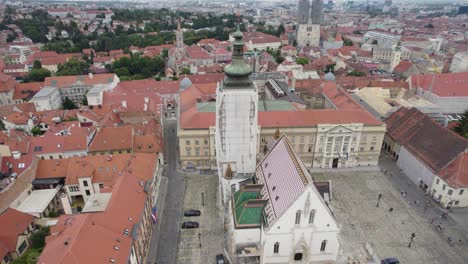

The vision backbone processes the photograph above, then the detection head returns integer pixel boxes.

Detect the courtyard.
[313,169,468,264]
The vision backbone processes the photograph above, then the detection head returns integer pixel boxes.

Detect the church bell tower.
[215,15,258,202]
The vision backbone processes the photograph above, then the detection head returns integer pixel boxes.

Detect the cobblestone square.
[313,170,468,264]
[177,174,224,264]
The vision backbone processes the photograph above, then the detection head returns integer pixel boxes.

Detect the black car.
[216,254,225,264]
[381,258,399,264]
[181,221,199,229]
[184,209,201,217]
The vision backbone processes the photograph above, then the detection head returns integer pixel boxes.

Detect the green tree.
[347,70,366,77]
[62,97,78,110]
[30,226,50,249]
[426,23,434,28]
[6,33,16,42]
[31,127,42,136]
[343,38,353,46]
[112,55,165,79]
[454,110,468,139]
[82,97,88,106]
[353,30,362,35]
[161,48,169,59]
[276,24,285,37]
[181,67,191,75]
[325,63,336,73]
[33,60,42,69]
[23,68,51,83]
[56,57,89,76]
[296,57,309,65]
[0,119,5,130]
[276,56,285,64]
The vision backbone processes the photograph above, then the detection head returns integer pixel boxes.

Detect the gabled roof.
[0,208,33,259]
[438,152,468,188]
[255,136,310,225]
[385,107,468,173]
[410,72,468,97]
[321,81,363,110]
[88,127,133,152]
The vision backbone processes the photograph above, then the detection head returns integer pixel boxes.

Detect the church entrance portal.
[332,158,339,168]
[294,253,303,261]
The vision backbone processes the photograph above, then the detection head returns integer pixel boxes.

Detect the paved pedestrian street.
[313,170,468,264]
[177,174,224,264]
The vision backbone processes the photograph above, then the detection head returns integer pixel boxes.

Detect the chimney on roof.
[144,97,149,104]
[88,72,93,79]
[121,100,127,108]
[291,78,296,92]
[64,240,69,246]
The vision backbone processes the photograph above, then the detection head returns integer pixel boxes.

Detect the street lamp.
[376,193,382,207]
[408,233,416,248]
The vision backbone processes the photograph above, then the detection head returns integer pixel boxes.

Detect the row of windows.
[295,210,315,225]
[185,138,209,146]
[185,147,210,157]
[437,178,464,195]
[273,240,327,254]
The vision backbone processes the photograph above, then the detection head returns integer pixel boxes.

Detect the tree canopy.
[14,10,54,43]
[62,97,78,110]
[296,57,309,65]
[23,68,51,83]
[56,57,89,76]
[454,110,468,139]
[347,70,366,77]
[112,55,165,80]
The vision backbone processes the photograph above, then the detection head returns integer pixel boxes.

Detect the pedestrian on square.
[430,216,436,224]
[389,207,393,213]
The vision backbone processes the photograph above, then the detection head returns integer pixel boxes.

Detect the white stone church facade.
[230,136,340,263]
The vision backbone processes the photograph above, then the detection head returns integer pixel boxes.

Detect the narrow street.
[147,119,187,264]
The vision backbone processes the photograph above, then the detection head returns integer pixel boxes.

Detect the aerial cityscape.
[0,0,467,264]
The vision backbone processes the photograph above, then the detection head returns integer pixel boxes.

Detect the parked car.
[181,221,199,229]
[216,254,225,264]
[381,257,399,264]
[184,209,201,217]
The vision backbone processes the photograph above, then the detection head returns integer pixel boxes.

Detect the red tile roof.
[14,82,43,101]
[321,81,363,110]
[410,72,468,97]
[243,31,281,44]
[438,152,468,188]
[385,107,468,173]
[4,112,30,125]
[393,61,414,73]
[39,154,157,264]
[258,109,382,127]
[0,73,16,93]
[0,208,33,259]
[88,127,133,152]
